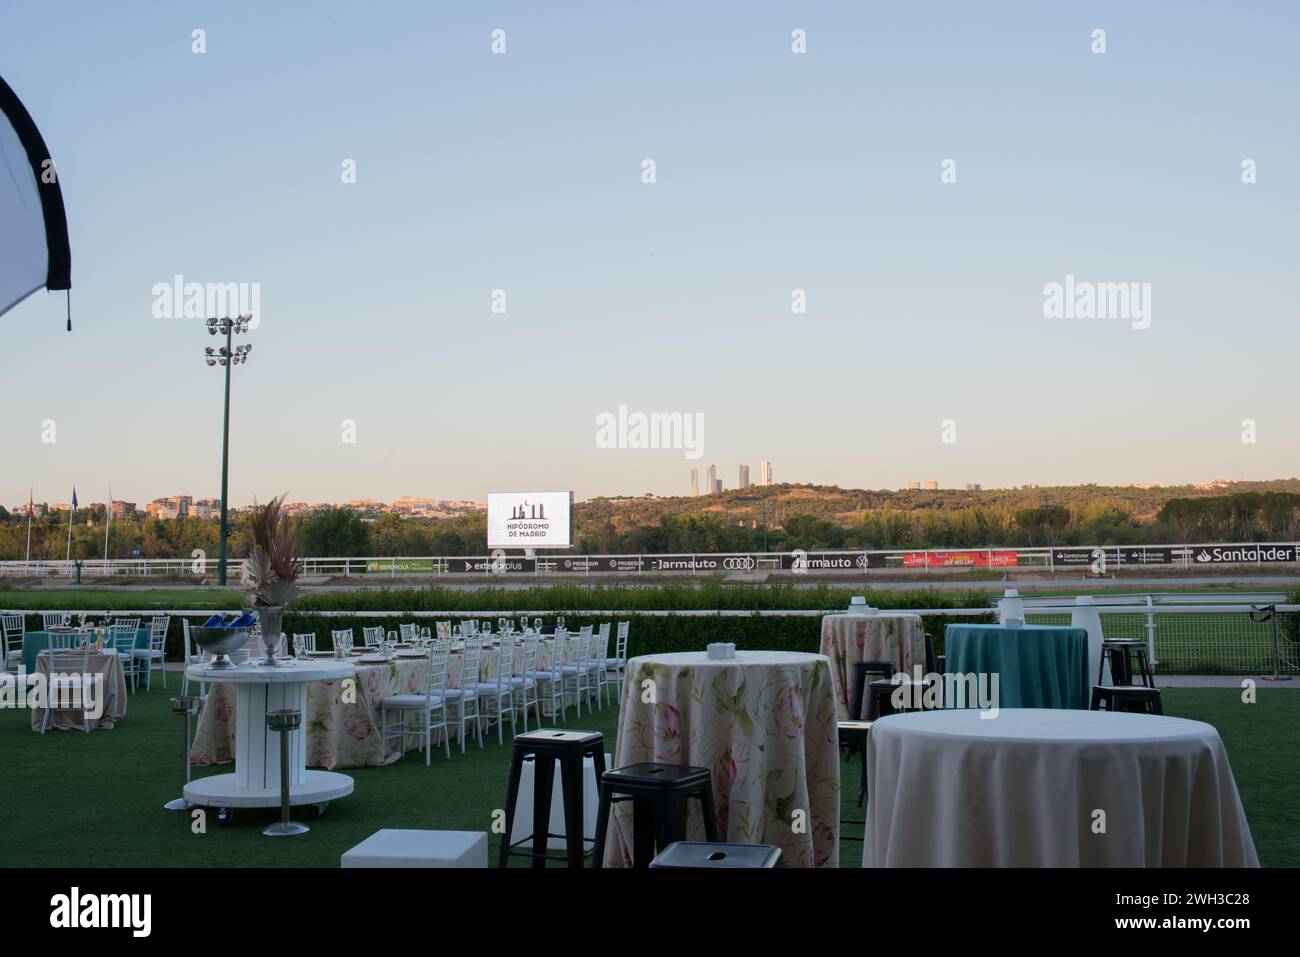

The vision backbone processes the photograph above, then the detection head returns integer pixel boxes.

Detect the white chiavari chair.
[112,617,141,633]
[509,634,540,732]
[531,632,568,724]
[443,637,484,752]
[3,614,27,670]
[380,642,451,764]
[137,615,171,690]
[292,632,317,655]
[107,626,141,692]
[471,638,515,745]
[182,619,210,697]
[41,612,69,630]
[331,628,354,654]
[399,623,418,642]
[608,621,631,695]
[362,626,385,646]
[557,627,594,716]
[41,647,97,734]
[588,624,612,710]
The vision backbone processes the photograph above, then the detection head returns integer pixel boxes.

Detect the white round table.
[864,708,1259,867]
[184,660,357,819]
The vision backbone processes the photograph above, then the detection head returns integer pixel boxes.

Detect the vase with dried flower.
[242,494,303,666]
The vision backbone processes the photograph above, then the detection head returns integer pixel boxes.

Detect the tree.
[301,507,371,556]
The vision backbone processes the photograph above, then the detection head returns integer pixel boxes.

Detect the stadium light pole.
[204,315,253,585]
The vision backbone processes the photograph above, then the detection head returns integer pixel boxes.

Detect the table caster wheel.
[313,803,329,819]
[218,807,235,828]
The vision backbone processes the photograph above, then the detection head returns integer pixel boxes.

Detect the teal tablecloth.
[943,624,1089,710]
[22,628,148,675]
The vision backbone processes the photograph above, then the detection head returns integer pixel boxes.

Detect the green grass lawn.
[1,682,1294,868]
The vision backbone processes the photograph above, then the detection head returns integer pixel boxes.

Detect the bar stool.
[1100,639,1154,688]
[840,660,894,835]
[263,709,308,837]
[499,729,606,868]
[591,763,718,868]
[650,841,782,868]
[1090,685,1163,715]
[163,694,205,812]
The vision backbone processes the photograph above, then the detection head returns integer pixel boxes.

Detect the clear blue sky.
[3,1,1297,508]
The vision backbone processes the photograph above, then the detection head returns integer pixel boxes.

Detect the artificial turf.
[1,683,1294,868]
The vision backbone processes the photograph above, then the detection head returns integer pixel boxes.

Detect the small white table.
[184,660,357,823]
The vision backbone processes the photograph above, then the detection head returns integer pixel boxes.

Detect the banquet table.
[819,613,926,719]
[192,636,583,769]
[604,651,839,868]
[943,623,1089,710]
[23,628,147,675]
[29,650,128,731]
[864,709,1259,867]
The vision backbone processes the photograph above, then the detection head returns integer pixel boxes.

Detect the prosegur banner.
[486,492,573,549]
[903,551,1019,568]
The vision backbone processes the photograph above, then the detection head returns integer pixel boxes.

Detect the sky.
[2,1,1297,508]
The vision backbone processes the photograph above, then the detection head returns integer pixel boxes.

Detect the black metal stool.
[263,709,308,837]
[164,694,205,812]
[839,660,894,838]
[500,729,606,868]
[1100,640,1154,688]
[1091,685,1163,715]
[591,763,718,868]
[650,841,782,868]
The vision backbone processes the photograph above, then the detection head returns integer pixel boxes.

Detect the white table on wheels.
[184,660,357,818]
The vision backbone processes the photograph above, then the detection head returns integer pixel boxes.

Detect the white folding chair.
[41,612,69,630]
[331,628,354,653]
[292,632,317,655]
[380,643,451,764]
[41,648,97,734]
[137,615,171,690]
[443,638,484,752]
[107,626,141,692]
[588,624,612,710]
[181,619,210,697]
[607,621,631,695]
[558,628,595,717]
[362,626,385,646]
[471,638,515,745]
[2,614,26,670]
[531,634,568,724]
[399,623,418,642]
[112,617,141,632]
[509,634,540,732]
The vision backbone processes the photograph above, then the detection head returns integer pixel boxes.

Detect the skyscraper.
[690,469,698,496]
[706,464,717,494]
[760,460,772,486]
[738,464,750,488]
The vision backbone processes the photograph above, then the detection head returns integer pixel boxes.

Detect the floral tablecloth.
[605,651,839,868]
[191,637,582,769]
[819,613,925,720]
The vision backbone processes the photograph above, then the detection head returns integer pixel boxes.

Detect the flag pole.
[65,490,75,562]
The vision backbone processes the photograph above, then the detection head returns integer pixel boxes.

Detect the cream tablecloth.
[30,651,128,731]
[819,613,925,720]
[605,651,839,868]
[192,637,582,769]
[864,708,1259,867]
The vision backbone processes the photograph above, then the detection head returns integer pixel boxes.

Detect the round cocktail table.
[184,659,357,824]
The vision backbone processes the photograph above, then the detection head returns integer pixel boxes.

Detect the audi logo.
[722,557,755,570]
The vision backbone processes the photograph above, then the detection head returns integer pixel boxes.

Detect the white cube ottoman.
[341,829,488,868]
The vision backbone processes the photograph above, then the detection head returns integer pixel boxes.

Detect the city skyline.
[2,3,1296,506]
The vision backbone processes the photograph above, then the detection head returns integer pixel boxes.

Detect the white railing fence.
[3,542,1300,578]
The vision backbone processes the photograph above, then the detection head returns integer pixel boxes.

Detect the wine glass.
[557,615,566,633]
[533,617,543,633]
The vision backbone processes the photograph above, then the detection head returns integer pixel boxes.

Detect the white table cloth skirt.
[865,709,1259,867]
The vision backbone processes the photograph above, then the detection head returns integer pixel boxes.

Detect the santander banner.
[903,550,1019,568]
